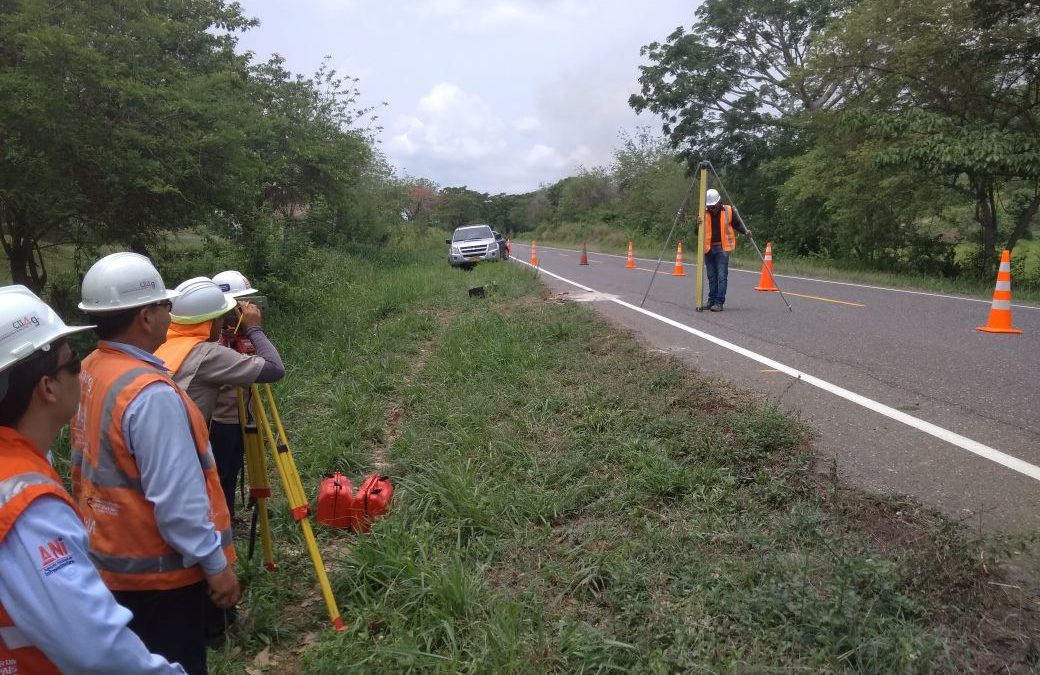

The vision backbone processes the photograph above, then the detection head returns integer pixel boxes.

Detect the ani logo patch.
[38,537,74,576]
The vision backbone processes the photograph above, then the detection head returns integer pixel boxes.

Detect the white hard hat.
[705,189,721,206]
[211,270,257,298]
[169,278,237,324]
[78,252,180,314]
[0,285,94,396]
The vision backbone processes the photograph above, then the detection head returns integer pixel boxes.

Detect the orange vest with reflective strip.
[703,205,737,253]
[70,343,234,591]
[0,427,75,674]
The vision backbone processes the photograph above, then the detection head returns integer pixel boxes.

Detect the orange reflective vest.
[153,321,213,375]
[70,343,234,591]
[0,427,74,674]
[703,205,737,253]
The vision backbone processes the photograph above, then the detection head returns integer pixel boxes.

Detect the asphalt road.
[508,242,1040,535]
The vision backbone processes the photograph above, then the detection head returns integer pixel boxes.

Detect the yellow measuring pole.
[695,165,708,311]
[250,384,345,631]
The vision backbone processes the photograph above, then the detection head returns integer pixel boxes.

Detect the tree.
[812,0,1040,263]
[246,57,375,225]
[629,0,854,166]
[556,169,618,222]
[403,178,439,223]
[435,187,486,229]
[612,129,692,235]
[0,0,260,290]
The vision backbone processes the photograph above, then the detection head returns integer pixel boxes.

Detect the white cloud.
[232,0,693,192]
[388,83,507,163]
[524,144,565,168]
[512,116,540,133]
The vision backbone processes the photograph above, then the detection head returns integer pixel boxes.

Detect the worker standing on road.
[698,188,751,312]
[0,285,185,673]
[153,275,284,645]
[71,252,239,675]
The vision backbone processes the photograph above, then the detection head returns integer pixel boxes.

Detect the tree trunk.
[971,175,998,273]
[1006,187,1040,253]
[0,212,48,294]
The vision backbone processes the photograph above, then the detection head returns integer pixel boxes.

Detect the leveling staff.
[0,285,183,673]
[71,253,239,675]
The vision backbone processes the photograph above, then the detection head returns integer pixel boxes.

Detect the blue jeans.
[704,245,729,306]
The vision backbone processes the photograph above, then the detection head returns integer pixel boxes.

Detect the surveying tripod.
[235,383,345,631]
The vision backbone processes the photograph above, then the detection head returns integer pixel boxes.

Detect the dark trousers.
[210,421,245,519]
[704,244,730,306]
[114,581,207,675]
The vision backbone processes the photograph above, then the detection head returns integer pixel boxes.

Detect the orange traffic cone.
[580,241,589,265]
[530,240,539,266]
[672,242,686,276]
[977,249,1022,334]
[626,241,636,269]
[754,242,778,292]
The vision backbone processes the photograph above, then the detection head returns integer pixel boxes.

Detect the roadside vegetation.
[121,230,1032,673]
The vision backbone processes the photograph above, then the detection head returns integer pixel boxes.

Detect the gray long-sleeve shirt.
[171,326,285,421]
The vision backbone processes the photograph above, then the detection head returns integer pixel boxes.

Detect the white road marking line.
[513,257,1040,483]
[518,243,1039,311]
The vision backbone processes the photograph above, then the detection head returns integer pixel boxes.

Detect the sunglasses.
[151,300,173,310]
[49,349,82,377]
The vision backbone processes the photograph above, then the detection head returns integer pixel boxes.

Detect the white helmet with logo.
[705,189,721,206]
[169,278,236,324]
[78,252,180,314]
[0,285,94,396]
[211,270,257,298]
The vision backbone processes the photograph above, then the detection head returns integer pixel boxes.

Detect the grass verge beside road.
[194,238,1036,672]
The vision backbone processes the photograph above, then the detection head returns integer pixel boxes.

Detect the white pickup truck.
[447,224,505,268]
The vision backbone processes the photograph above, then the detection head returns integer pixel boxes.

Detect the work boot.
[699,303,714,311]
[709,304,723,312]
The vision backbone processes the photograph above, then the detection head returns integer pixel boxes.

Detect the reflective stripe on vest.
[77,367,154,490]
[79,364,217,487]
[0,472,61,510]
[0,625,31,650]
[88,527,232,574]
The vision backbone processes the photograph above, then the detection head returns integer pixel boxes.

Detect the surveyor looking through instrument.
[153,271,286,521]
[71,252,239,675]
[0,284,185,673]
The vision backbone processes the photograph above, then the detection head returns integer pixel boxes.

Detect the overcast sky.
[233,0,694,194]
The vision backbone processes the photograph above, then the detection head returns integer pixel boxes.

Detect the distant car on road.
[447,224,502,268]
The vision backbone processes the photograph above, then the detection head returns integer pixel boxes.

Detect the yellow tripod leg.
[250,385,345,632]
[262,384,309,505]
[238,388,275,571]
[695,165,708,311]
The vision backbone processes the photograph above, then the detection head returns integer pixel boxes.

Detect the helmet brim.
[0,324,95,377]
[78,287,182,314]
[170,294,237,324]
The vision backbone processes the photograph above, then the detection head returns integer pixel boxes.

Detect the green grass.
[184,235,1037,673]
[514,230,1040,303]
